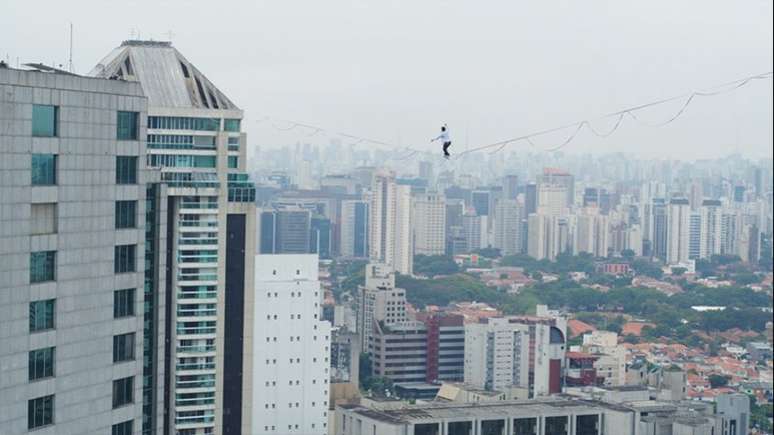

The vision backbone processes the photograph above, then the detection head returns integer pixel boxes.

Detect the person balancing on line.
[430,124,452,159]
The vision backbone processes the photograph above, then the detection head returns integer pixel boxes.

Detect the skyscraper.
[252,255,331,435]
[412,192,447,256]
[339,200,369,258]
[369,170,413,275]
[355,264,408,352]
[1,64,155,435]
[667,198,691,264]
[538,168,574,208]
[700,199,723,259]
[494,199,524,255]
[92,40,257,434]
[651,198,669,261]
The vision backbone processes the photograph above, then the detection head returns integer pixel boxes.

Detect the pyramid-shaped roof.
[90,40,237,110]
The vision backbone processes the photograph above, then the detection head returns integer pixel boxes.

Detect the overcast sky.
[2,0,772,159]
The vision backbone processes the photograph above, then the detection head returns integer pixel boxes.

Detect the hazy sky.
[2,0,772,159]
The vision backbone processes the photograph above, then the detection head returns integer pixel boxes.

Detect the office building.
[370,312,465,385]
[339,200,369,258]
[412,192,446,256]
[1,64,155,435]
[651,198,669,261]
[666,198,691,264]
[92,40,258,434]
[369,170,413,275]
[462,210,483,252]
[471,190,491,216]
[252,255,330,435]
[259,207,312,254]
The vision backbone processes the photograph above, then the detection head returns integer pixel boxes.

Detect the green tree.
[631,259,663,279]
[413,255,460,276]
[708,374,730,388]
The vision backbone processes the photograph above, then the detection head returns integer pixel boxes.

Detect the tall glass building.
[91,40,257,435]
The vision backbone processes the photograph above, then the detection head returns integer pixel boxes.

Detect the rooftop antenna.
[68,23,73,73]
[165,30,174,42]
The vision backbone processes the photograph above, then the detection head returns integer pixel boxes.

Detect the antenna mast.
[68,23,73,73]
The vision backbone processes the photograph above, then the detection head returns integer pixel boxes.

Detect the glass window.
[30,251,56,283]
[114,289,135,318]
[114,245,136,273]
[223,119,240,132]
[112,377,134,408]
[227,156,238,169]
[30,203,57,235]
[115,201,137,229]
[31,154,57,185]
[117,111,139,140]
[30,299,55,332]
[116,156,137,184]
[29,347,55,380]
[112,420,134,435]
[113,333,135,363]
[32,105,57,137]
[28,395,54,429]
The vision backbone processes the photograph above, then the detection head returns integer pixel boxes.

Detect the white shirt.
[433,129,450,143]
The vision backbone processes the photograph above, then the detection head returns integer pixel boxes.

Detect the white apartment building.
[465,316,566,398]
[494,199,524,255]
[700,199,723,258]
[666,198,691,264]
[412,192,446,256]
[369,170,413,274]
[252,255,331,435]
[575,209,609,257]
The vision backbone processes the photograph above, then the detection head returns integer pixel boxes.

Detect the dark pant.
[443,141,452,156]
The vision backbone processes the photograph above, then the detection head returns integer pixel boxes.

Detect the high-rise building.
[92,40,258,434]
[462,210,483,252]
[471,190,491,217]
[575,209,609,257]
[689,212,702,260]
[651,198,669,261]
[465,313,566,398]
[355,264,408,352]
[369,170,413,275]
[527,214,571,261]
[339,200,369,258]
[310,214,332,259]
[1,65,157,435]
[700,199,723,259]
[525,183,538,216]
[503,175,519,200]
[252,255,331,435]
[412,192,447,256]
[538,168,574,208]
[667,198,691,264]
[537,183,569,216]
[494,199,524,255]
[370,312,465,385]
[259,207,312,254]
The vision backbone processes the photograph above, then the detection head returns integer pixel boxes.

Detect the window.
[30,203,57,234]
[113,333,136,362]
[30,299,55,332]
[29,347,55,381]
[116,156,137,184]
[117,111,139,140]
[30,251,56,283]
[227,156,238,169]
[114,245,136,273]
[112,420,133,435]
[115,201,137,229]
[147,116,219,131]
[114,289,135,318]
[224,119,241,132]
[112,377,134,408]
[28,395,54,429]
[32,105,57,137]
[31,154,56,185]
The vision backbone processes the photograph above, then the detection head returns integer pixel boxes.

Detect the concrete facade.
[0,67,152,434]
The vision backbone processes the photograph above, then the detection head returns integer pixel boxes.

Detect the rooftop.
[90,40,237,110]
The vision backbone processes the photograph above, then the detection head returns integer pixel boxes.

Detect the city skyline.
[2,0,773,160]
